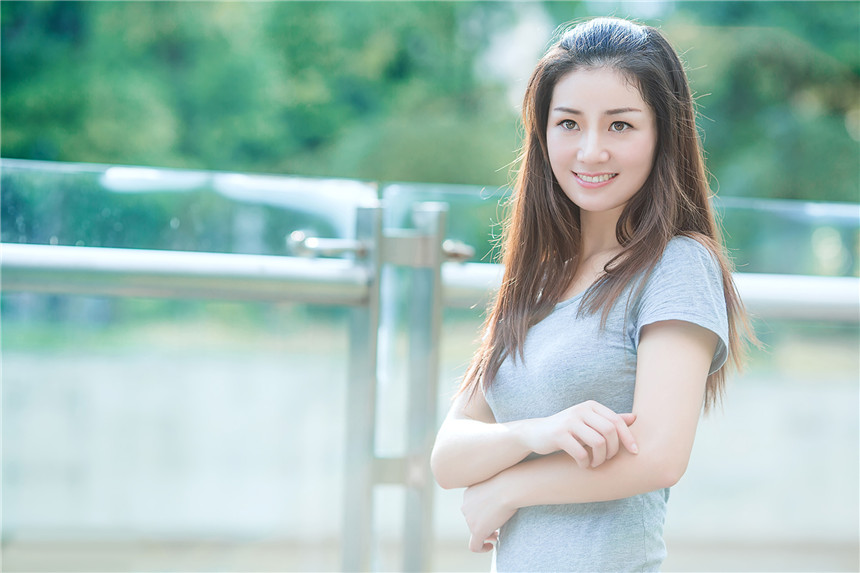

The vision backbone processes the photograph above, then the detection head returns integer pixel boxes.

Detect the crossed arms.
[430,319,719,552]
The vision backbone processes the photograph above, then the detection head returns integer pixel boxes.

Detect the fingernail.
[631,444,639,454]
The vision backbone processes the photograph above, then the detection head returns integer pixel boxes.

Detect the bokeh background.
[2,1,858,572]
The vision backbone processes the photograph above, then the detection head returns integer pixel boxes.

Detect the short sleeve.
[631,236,730,374]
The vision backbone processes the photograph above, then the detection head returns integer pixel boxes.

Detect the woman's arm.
[431,376,638,490]
[430,389,531,490]
[460,320,717,551]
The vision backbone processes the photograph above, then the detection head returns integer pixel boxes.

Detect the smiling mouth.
[575,173,618,183]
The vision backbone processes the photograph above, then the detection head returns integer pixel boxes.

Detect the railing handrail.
[443,262,859,322]
[1,243,369,305]
[3,242,858,322]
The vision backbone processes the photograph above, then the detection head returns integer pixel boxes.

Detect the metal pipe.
[403,203,446,572]
[442,262,504,310]
[733,272,860,323]
[1,243,369,305]
[342,205,383,572]
[3,244,857,322]
[442,262,860,322]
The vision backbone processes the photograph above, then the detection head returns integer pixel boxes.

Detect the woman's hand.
[521,400,638,469]
[461,476,516,553]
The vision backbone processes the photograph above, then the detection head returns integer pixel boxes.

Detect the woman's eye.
[610,121,631,132]
[560,119,578,130]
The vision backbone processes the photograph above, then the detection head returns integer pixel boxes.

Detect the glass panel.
[2,160,373,571]
[1,158,378,253]
[716,198,860,277]
[383,181,860,277]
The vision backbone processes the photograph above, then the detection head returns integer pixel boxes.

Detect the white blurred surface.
[2,310,858,571]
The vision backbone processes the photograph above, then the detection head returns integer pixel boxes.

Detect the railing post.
[343,203,383,571]
[403,202,446,572]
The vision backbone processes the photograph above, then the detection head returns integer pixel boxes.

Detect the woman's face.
[546,67,657,219]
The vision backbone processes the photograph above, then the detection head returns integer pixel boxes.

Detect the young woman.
[431,17,753,572]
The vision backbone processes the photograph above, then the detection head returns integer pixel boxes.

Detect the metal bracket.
[381,230,435,267]
[287,230,368,258]
[289,230,474,266]
[379,232,476,266]
[442,239,476,263]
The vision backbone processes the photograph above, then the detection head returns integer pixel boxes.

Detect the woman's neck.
[579,208,623,260]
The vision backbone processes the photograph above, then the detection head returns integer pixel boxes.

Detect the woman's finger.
[589,402,639,455]
[558,432,591,468]
[613,414,639,454]
[482,530,499,552]
[571,422,607,467]
[469,532,497,553]
[582,409,621,460]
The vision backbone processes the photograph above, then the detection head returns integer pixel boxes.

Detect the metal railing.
[2,202,448,573]
[1,243,369,304]
[5,243,859,322]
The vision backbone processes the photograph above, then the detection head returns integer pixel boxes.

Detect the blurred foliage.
[1,1,518,185]
[2,1,858,200]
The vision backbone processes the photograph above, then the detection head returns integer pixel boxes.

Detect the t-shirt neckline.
[555,290,586,310]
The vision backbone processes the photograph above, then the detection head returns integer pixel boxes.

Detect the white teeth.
[577,173,616,183]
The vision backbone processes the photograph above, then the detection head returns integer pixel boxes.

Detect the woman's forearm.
[432,398,639,490]
[458,419,685,552]
[431,417,533,489]
[498,431,682,509]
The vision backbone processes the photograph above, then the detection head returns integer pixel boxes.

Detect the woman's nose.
[576,132,610,163]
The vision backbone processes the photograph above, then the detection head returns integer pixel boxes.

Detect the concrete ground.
[2,538,858,572]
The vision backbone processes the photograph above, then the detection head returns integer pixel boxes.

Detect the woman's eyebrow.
[552,106,643,115]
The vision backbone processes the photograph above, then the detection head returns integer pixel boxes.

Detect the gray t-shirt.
[485,236,729,572]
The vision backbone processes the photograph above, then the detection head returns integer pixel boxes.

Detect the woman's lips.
[573,172,618,188]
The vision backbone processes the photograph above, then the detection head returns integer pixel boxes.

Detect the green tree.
[2,1,858,199]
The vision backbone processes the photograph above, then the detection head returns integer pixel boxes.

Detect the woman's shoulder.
[642,234,724,294]
[632,234,730,374]
[660,234,719,265]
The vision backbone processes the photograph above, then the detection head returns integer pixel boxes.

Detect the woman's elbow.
[430,444,458,490]
[433,473,460,490]
[634,424,696,489]
[652,453,690,489]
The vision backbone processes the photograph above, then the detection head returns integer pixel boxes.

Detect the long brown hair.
[460,17,754,410]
